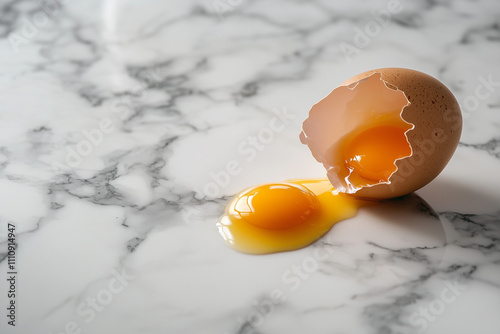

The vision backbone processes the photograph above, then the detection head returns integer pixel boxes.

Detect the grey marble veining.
[0,1,499,333]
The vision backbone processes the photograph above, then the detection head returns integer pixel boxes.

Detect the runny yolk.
[217,126,410,254]
[344,125,411,182]
[232,184,320,230]
[217,179,366,254]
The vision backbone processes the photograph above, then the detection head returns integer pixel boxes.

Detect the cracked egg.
[300,68,462,199]
[217,68,462,255]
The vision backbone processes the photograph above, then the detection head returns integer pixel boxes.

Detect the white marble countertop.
[1,1,500,333]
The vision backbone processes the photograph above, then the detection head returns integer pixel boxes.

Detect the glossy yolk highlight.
[217,179,367,254]
[344,126,411,182]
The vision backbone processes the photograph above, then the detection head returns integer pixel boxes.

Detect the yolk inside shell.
[344,126,411,182]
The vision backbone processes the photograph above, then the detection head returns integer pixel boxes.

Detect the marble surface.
[1,0,500,333]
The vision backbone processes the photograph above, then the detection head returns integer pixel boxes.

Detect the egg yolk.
[217,179,367,254]
[344,126,411,182]
[231,184,320,230]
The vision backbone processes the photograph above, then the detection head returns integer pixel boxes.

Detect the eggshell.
[301,68,462,199]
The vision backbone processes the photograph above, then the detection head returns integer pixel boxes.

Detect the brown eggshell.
[302,68,462,199]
